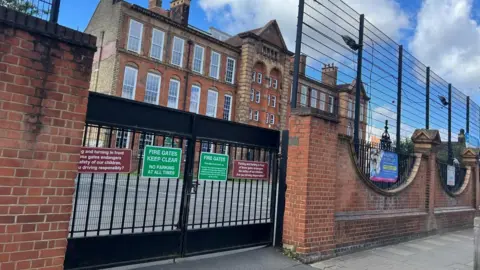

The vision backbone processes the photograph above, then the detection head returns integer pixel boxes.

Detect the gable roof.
[337,80,370,100]
[225,20,293,55]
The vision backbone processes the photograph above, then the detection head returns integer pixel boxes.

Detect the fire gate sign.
[198,153,229,181]
[142,146,182,178]
[233,161,269,180]
[78,147,132,173]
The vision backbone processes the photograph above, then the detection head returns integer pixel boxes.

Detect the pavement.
[117,229,474,270]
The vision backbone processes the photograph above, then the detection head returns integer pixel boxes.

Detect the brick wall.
[0,8,96,269]
[283,115,478,263]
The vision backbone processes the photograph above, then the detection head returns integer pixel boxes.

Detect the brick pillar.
[283,111,338,262]
[411,129,441,231]
[462,149,478,209]
[235,38,256,124]
[0,9,96,269]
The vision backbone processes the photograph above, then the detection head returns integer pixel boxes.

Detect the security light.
[438,96,449,106]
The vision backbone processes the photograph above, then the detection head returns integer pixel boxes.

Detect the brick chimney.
[322,63,338,86]
[148,0,169,16]
[170,0,190,25]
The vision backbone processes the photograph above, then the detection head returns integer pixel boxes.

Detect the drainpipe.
[94,31,105,93]
[182,40,194,110]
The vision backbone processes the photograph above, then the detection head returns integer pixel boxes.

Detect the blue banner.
[370,150,399,183]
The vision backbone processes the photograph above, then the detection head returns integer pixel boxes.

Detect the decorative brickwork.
[0,9,96,269]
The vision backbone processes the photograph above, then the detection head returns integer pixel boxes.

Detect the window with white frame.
[257,73,262,84]
[225,57,236,84]
[273,79,278,89]
[209,51,221,79]
[265,112,270,124]
[122,66,137,100]
[192,45,204,74]
[127,19,143,53]
[359,128,363,140]
[249,109,253,120]
[252,71,256,82]
[116,130,130,148]
[266,77,272,88]
[144,72,161,104]
[272,96,277,108]
[320,93,326,110]
[138,134,154,157]
[206,90,218,117]
[150,28,164,61]
[201,142,212,152]
[254,111,259,121]
[171,37,185,67]
[223,95,232,120]
[189,85,201,113]
[347,99,353,118]
[360,103,365,122]
[167,79,180,109]
[268,95,271,106]
[300,85,308,106]
[270,114,275,125]
[347,123,353,136]
[311,89,318,108]
[328,95,335,113]
[255,91,261,103]
[250,89,255,101]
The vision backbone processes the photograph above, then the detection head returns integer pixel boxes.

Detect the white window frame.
[265,112,270,124]
[311,89,318,108]
[223,94,233,121]
[167,79,180,109]
[189,85,201,114]
[127,19,143,54]
[270,114,275,125]
[150,28,165,61]
[300,85,308,106]
[257,73,263,84]
[348,99,353,118]
[252,71,256,82]
[359,128,363,140]
[267,77,272,88]
[347,123,353,136]
[255,91,261,104]
[268,95,271,106]
[144,72,161,104]
[209,51,221,79]
[320,93,326,110]
[122,66,138,100]
[138,134,154,157]
[206,90,218,118]
[116,130,131,149]
[171,36,185,67]
[249,109,253,120]
[273,79,278,89]
[254,111,259,122]
[360,103,365,122]
[225,57,236,84]
[192,44,205,74]
[328,95,335,113]
[272,96,277,108]
[250,89,255,101]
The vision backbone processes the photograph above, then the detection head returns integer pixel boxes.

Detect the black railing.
[355,140,416,191]
[437,161,467,195]
[0,0,60,22]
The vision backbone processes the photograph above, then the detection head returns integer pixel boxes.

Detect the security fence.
[0,0,60,22]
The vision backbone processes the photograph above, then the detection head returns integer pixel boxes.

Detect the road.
[69,174,274,237]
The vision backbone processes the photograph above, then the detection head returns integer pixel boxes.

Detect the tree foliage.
[0,0,48,16]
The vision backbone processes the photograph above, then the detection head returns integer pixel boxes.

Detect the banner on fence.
[232,161,269,180]
[447,165,455,186]
[370,150,398,183]
[199,153,229,181]
[78,147,132,173]
[142,146,182,178]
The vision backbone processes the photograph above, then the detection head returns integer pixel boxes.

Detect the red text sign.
[232,161,269,180]
[78,147,132,173]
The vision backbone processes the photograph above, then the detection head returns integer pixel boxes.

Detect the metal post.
[396,45,403,150]
[467,96,470,134]
[291,0,305,109]
[275,130,289,247]
[354,14,365,147]
[448,84,452,164]
[50,0,61,23]
[426,67,430,129]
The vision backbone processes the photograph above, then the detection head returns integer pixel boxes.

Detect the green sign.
[142,146,182,178]
[198,152,229,181]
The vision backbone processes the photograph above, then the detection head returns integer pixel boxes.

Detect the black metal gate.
[64,93,281,269]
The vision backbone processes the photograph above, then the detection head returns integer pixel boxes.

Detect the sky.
[58,0,480,142]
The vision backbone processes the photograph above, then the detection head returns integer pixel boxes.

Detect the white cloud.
[198,0,410,51]
[410,0,480,94]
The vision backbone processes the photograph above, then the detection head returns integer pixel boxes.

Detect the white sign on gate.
[447,165,455,186]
